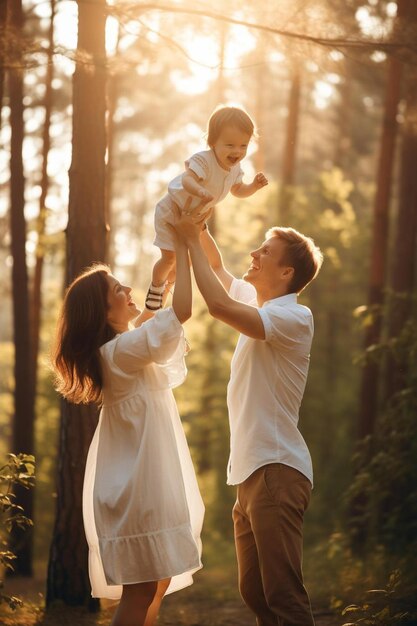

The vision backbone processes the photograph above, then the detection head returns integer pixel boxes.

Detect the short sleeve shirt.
[226,279,314,486]
[167,149,244,212]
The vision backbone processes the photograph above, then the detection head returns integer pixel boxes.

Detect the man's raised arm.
[199,225,234,292]
[173,216,264,340]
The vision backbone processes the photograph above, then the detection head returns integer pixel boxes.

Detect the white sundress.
[82,307,205,599]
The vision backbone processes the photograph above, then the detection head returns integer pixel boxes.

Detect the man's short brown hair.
[266,227,323,294]
[207,105,255,147]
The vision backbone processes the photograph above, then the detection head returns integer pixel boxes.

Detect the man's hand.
[172,196,212,241]
[253,172,268,189]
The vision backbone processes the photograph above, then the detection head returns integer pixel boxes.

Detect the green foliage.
[345,316,417,556]
[175,302,238,541]
[342,569,417,626]
[304,530,388,609]
[0,453,35,610]
[335,297,417,621]
[284,168,368,540]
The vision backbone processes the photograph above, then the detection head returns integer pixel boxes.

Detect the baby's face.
[211,126,251,171]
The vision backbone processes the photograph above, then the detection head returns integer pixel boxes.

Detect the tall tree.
[208,18,228,239]
[384,42,417,399]
[253,33,266,176]
[357,0,411,439]
[278,61,302,225]
[8,0,36,576]
[0,0,8,131]
[30,0,56,391]
[104,24,121,269]
[199,18,230,518]
[47,0,107,608]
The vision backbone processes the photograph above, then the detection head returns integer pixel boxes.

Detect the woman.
[52,231,204,626]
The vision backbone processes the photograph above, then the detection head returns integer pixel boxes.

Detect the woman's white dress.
[82,308,204,599]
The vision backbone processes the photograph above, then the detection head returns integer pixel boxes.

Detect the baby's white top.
[168,149,244,211]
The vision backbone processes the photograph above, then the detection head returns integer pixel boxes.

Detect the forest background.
[0,0,416,624]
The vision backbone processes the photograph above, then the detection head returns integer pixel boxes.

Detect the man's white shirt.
[226,278,314,486]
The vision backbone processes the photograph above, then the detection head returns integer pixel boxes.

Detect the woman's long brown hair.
[52,264,117,404]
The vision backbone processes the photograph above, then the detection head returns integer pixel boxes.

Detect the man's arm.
[187,234,265,340]
[199,226,235,292]
[170,196,264,339]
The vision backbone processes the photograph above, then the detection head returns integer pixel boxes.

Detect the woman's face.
[105,274,141,332]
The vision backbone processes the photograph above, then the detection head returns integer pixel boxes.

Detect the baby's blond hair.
[207,105,255,147]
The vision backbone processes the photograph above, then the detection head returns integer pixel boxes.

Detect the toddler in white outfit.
[145,105,268,310]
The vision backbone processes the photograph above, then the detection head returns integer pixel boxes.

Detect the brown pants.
[233,464,315,626]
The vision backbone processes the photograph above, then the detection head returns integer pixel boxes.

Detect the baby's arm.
[182,168,214,202]
[231,172,268,198]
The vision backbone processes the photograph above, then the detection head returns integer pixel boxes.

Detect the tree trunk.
[8,0,35,576]
[384,60,417,399]
[46,0,107,608]
[30,0,55,391]
[334,68,351,171]
[47,403,102,609]
[357,0,410,439]
[105,24,121,270]
[0,0,8,132]
[201,21,230,521]
[278,65,301,225]
[253,35,266,175]
[215,19,227,107]
[208,20,227,239]
[253,33,269,233]
[105,81,116,269]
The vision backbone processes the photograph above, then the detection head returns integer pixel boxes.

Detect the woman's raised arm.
[171,235,192,324]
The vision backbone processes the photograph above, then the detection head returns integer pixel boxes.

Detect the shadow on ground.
[0,567,343,626]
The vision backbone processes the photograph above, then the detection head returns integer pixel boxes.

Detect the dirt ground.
[0,570,344,626]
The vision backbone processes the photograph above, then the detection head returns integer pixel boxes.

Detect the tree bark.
[253,35,266,175]
[278,64,301,225]
[30,0,55,391]
[0,0,8,132]
[8,0,35,576]
[384,59,417,398]
[47,403,102,608]
[208,20,227,239]
[334,67,351,171]
[46,0,107,608]
[357,0,410,439]
[105,25,121,270]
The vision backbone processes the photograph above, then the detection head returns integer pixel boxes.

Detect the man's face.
[243,236,293,291]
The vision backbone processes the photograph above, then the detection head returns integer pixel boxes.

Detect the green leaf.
[343,605,361,615]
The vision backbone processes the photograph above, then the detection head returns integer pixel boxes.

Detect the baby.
[146,105,268,310]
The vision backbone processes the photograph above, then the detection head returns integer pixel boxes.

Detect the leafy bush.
[0,453,35,610]
[345,317,417,557]
[342,569,417,626]
[340,302,417,623]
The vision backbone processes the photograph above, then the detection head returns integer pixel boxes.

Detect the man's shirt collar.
[262,292,297,307]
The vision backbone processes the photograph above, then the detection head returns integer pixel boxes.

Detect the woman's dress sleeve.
[110,307,187,388]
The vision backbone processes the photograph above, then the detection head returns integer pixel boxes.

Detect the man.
[173,207,323,626]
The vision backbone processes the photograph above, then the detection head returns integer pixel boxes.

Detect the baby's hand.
[198,189,214,202]
[253,173,268,189]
